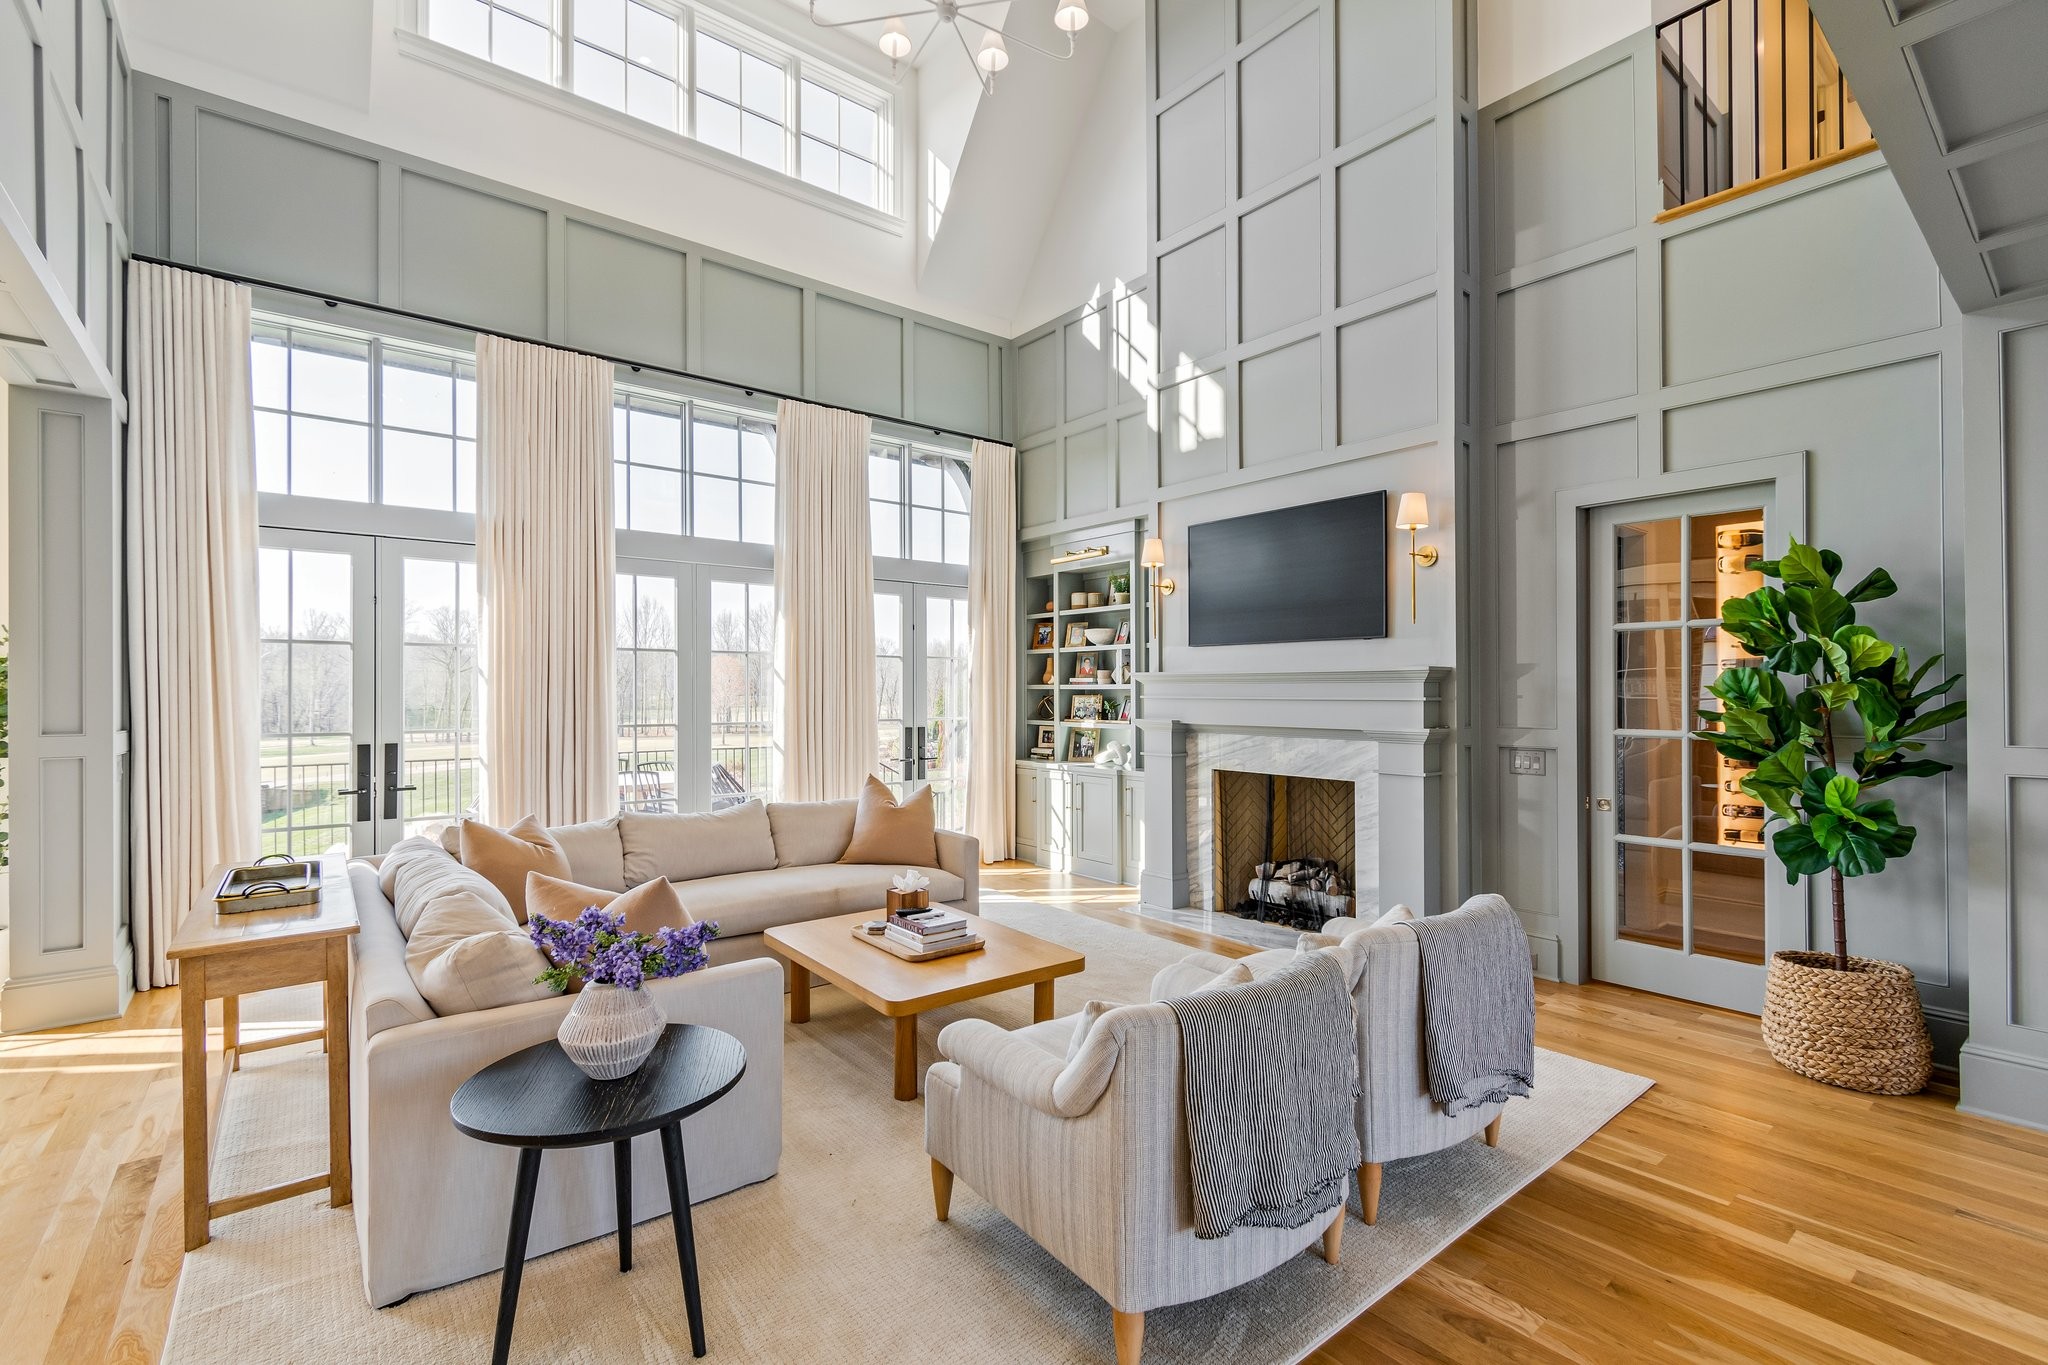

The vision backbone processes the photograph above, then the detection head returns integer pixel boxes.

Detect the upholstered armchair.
[923,959,1350,1365]
[1162,895,1520,1225]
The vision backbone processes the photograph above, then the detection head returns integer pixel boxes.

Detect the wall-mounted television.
[1187,491,1388,646]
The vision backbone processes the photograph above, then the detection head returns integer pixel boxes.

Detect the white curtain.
[965,439,1017,861]
[126,262,261,988]
[774,400,875,801]
[475,334,617,825]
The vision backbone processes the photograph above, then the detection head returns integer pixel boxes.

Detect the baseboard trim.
[0,962,134,1033]
[1958,1041,2048,1133]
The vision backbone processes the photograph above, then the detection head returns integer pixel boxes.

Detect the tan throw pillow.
[766,799,858,867]
[838,775,940,867]
[618,800,778,887]
[459,815,571,921]
[526,871,694,937]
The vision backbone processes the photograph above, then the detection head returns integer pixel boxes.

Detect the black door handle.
[383,742,418,821]
[343,744,373,823]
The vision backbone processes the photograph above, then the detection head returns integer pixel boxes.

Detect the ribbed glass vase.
[557,983,666,1080]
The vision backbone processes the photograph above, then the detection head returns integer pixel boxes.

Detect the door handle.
[383,742,418,821]
[1593,798,1612,812]
[340,743,374,823]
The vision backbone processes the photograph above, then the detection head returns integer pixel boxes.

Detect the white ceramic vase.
[557,983,666,1080]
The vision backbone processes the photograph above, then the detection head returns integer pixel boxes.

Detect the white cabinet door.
[1120,773,1145,885]
[1041,768,1071,865]
[1015,766,1044,860]
[1070,770,1120,880]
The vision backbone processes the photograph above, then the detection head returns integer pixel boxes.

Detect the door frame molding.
[1550,450,1809,986]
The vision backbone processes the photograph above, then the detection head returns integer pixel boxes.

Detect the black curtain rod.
[130,252,1001,446]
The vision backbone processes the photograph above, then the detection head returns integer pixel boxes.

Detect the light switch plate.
[1509,749,1546,776]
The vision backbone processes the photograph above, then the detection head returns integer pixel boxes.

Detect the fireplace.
[1212,770,1357,927]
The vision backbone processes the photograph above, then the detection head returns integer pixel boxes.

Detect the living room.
[3,0,2047,1360]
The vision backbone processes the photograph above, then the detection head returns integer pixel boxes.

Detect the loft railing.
[1656,0,1873,215]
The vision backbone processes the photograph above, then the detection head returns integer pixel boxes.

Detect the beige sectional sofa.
[346,797,980,1306]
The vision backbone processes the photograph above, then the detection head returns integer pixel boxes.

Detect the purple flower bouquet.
[529,907,719,994]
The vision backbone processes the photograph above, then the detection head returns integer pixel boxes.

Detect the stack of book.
[886,908,979,956]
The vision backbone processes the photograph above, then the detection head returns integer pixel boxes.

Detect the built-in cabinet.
[1016,762,1143,886]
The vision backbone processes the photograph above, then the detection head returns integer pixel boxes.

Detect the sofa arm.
[1148,951,1238,1002]
[936,829,980,910]
[938,1015,1123,1118]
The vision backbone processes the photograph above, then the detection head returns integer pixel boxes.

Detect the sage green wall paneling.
[1156,227,1228,367]
[1337,123,1437,306]
[1239,335,1322,466]
[1019,438,1059,526]
[1238,0,1298,43]
[1239,180,1321,343]
[37,410,87,735]
[193,114,381,299]
[1017,331,1059,438]
[696,259,804,393]
[41,88,80,310]
[1156,78,1227,240]
[80,0,109,184]
[1955,140,2048,240]
[1116,410,1154,504]
[1157,370,1230,483]
[1065,308,1108,421]
[563,220,687,372]
[1113,286,1151,407]
[1988,236,2048,295]
[0,3,35,220]
[1493,250,1636,421]
[1662,170,1944,386]
[2012,778,2048,1029]
[1062,424,1111,517]
[813,294,904,417]
[2005,322,2048,749]
[910,323,992,433]
[1490,59,1635,270]
[1337,294,1436,444]
[398,173,548,339]
[1156,0,1229,95]
[1237,16,1319,197]
[1335,0,1435,145]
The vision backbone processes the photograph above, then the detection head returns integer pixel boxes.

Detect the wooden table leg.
[1033,979,1057,1023]
[222,993,241,1072]
[491,1148,544,1365]
[180,958,211,1252]
[659,1123,708,1358]
[614,1138,633,1272]
[324,938,353,1208]
[787,960,811,1024]
[893,1015,920,1101]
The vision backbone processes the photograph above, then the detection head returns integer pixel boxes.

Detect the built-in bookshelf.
[1020,553,1140,765]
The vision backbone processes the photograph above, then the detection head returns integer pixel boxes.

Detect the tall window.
[398,556,483,836]
[258,548,357,857]
[709,579,776,804]
[616,573,681,812]
[875,591,905,785]
[869,441,969,564]
[253,317,477,512]
[692,409,774,544]
[419,0,892,211]
[612,389,775,544]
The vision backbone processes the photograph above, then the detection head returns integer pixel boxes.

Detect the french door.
[258,530,480,857]
[1585,489,1797,1013]
[874,583,971,831]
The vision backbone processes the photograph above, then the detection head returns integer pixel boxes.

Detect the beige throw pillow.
[383,836,556,1016]
[618,800,778,887]
[458,815,571,921]
[838,775,940,867]
[526,871,694,936]
[766,799,858,867]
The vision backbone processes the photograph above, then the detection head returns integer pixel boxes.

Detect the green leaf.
[1814,681,1857,711]
[1816,636,1851,679]
[1908,674,1961,708]
[1822,773,1876,828]
[1895,699,1967,739]
[1858,756,1952,786]
[1778,541,1834,588]
[1720,591,1792,653]
[1855,678,1901,734]
[1786,584,1854,639]
[1772,824,1833,882]
[1752,740,1809,795]
[1844,567,1898,603]
[1818,548,1844,579]
[1834,625,1895,674]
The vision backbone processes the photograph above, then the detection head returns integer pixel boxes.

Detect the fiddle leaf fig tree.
[1692,540,1963,972]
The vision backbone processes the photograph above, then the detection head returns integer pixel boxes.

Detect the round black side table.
[451,1023,746,1364]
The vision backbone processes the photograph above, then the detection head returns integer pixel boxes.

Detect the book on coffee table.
[854,922,986,962]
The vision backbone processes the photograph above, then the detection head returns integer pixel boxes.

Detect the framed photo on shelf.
[1030,621,1055,650]
[1035,724,1056,751]
[1074,652,1098,680]
[1070,693,1105,721]
[1067,727,1100,762]
[1064,622,1088,648]
[1115,619,1131,645]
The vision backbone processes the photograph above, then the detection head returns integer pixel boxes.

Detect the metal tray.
[214,857,323,913]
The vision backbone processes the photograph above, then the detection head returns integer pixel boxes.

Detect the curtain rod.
[129,253,1002,446]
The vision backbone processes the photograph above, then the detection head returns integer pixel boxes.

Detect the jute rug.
[165,897,1651,1364]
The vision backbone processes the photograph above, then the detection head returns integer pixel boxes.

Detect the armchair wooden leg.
[930,1159,954,1222]
[1484,1115,1503,1148]
[1359,1162,1383,1226]
[1321,1206,1344,1265]
[1112,1310,1145,1365]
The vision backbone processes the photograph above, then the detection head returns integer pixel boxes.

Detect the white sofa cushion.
[669,862,967,937]
[548,815,627,892]
[620,799,778,887]
[384,835,557,1016]
[381,835,514,936]
[765,799,857,867]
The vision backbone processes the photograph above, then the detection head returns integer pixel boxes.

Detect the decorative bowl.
[557,983,666,1080]
[1083,627,1117,645]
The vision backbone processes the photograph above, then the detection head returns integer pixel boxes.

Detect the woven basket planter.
[1761,951,1931,1096]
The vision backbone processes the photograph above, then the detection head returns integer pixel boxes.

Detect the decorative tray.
[851,923,986,962]
[214,858,323,913]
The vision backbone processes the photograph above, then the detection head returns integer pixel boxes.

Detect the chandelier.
[808,0,1089,94]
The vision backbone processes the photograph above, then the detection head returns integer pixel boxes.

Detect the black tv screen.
[1187,492,1389,646]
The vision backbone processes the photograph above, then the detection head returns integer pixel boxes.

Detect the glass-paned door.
[617,572,682,812]
[707,574,775,806]
[875,583,971,830]
[1586,491,1794,1013]
[258,531,479,855]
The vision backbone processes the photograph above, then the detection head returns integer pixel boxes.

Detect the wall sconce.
[1394,492,1437,623]
[1141,535,1175,643]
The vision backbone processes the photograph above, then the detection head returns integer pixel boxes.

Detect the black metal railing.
[1656,0,1870,212]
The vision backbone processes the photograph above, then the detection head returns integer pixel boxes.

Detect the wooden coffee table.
[764,910,1085,1100]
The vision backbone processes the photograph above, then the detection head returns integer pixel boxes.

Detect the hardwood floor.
[4,863,2045,1362]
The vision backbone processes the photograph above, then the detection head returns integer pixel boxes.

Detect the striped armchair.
[923,956,1352,1365]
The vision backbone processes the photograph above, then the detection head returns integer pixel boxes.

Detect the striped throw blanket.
[1405,896,1536,1115]
[1168,952,1362,1240]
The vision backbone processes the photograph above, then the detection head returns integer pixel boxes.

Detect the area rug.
[164,896,1652,1364]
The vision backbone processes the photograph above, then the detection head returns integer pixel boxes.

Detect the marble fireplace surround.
[1136,668,1454,920]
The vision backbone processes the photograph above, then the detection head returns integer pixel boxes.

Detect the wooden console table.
[169,853,359,1251]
